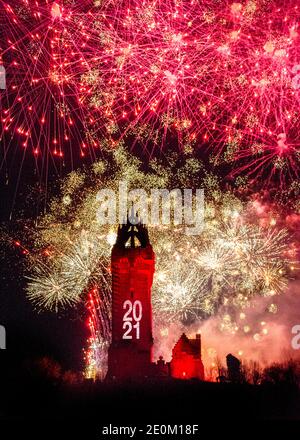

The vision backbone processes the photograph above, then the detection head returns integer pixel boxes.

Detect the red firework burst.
[1,0,300,185]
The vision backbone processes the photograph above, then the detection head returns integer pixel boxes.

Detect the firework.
[26,230,112,312]
[1,1,300,185]
[84,287,110,380]
[26,262,80,312]
[20,148,296,334]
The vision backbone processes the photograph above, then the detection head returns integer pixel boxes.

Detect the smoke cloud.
[154,280,300,373]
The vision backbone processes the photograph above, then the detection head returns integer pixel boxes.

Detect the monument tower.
[107,217,155,380]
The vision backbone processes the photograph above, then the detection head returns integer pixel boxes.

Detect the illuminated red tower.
[107,219,155,380]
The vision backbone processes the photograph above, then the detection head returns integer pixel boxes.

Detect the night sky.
[0,151,90,372]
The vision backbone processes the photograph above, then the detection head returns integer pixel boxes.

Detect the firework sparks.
[20,149,296,338]
[84,287,110,380]
[1,1,300,186]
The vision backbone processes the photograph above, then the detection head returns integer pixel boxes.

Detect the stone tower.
[107,218,155,380]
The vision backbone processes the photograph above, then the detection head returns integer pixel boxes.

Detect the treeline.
[209,354,300,386]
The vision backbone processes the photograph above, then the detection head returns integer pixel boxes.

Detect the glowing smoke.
[154,280,300,370]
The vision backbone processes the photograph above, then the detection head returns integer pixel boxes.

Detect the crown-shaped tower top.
[115,209,150,249]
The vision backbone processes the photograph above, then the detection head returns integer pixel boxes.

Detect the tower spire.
[115,210,150,249]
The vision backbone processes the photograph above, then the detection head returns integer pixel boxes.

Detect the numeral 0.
[122,300,142,339]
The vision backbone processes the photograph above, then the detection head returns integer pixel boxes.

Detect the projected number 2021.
[122,300,142,340]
